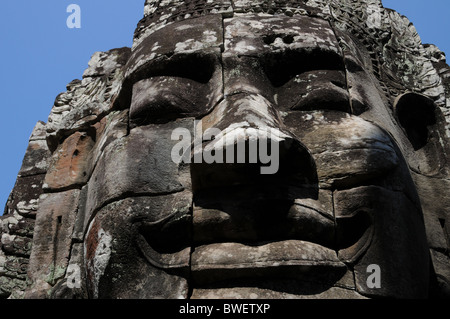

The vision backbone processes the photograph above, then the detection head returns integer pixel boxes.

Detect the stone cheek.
[84,218,112,299]
[84,118,194,220]
[334,186,429,299]
[84,194,192,298]
[283,111,399,189]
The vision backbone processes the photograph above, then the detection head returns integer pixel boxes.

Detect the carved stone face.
[83,14,431,299]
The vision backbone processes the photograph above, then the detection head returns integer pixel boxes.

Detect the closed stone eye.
[261,48,345,88]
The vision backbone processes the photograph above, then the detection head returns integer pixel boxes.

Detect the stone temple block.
[1,0,450,299]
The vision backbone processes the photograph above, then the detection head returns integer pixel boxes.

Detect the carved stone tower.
[1,0,449,299]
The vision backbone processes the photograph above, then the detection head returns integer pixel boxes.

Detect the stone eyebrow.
[260,47,345,87]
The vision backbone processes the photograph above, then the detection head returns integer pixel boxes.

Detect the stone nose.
[201,92,280,130]
[191,93,318,193]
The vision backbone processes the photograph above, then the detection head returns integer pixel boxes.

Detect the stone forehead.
[127,14,340,82]
[223,15,339,56]
[135,0,368,43]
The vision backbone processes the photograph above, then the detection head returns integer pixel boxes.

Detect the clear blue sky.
[0,1,449,214]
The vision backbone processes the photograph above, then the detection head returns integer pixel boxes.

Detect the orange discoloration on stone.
[44,132,95,190]
[85,218,101,263]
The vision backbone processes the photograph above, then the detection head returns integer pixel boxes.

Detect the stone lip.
[191,240,347,286]
[192,182,373,260]
[193,191,336,247]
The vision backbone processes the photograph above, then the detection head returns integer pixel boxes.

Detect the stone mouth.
[193,191,332,246]
[193,184,372,252]
[191,182,374,286]
[190,240,348,286]
[135,179,373,290]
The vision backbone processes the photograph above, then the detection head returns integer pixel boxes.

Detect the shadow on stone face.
[191,136,320,244]
[395,92,437,151]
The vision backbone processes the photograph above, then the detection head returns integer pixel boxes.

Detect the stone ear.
[394,92,437,150]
